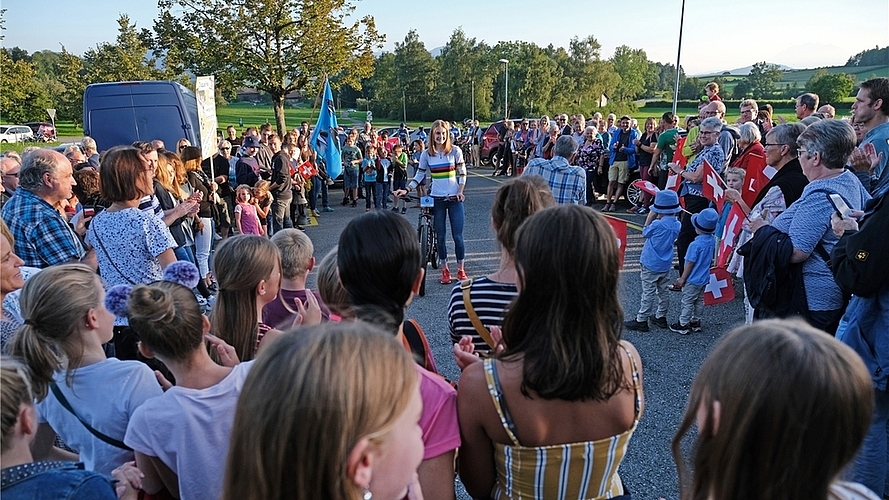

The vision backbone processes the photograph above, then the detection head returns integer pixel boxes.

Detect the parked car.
[480,119,530,166]
[23,122,56,142]
[0,125,34,143]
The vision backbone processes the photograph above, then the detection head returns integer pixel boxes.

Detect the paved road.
[301,166,746,500]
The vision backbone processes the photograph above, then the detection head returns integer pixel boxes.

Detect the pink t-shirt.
[235,202,262,235]
[416,364,461,460]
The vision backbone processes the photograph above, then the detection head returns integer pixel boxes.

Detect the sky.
[3,0,888,75]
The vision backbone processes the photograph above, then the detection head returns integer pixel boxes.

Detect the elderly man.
[64,145,86,167]
[1,149,95,269]
[795,93,819,120]
[81,137,100,168]
[685,100,737,170]
[1,155,21,207]
[522,135,585,205]
[816,104,836,119]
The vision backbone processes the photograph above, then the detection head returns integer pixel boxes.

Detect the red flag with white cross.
[742,163,776,208]
[632,179,660,197]
[297,160,317,179]
[704,267,735,305]
[702,159,727,214]
[604,216,627,269]
[716,203,745,268]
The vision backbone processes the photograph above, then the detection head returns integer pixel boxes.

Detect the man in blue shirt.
[2,149,96,269]
[522,136,585,205]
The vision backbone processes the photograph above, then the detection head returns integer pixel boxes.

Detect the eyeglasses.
[2,172,19,178]
[219,147,231,151]
[699,131,718,136]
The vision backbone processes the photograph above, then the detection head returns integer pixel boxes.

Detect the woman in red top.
[731,122,766,174]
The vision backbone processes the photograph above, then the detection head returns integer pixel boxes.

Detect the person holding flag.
[310,79,343,190]
[669,117,725,270]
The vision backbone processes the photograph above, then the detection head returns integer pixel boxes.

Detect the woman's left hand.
[831,212,860,237]
[291,291,323,328]
[456,193,465,202]
[453,336,480,371]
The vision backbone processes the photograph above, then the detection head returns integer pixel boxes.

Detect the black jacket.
[737,225,807,319]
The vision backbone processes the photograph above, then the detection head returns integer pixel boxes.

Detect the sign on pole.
[195,76,219,161]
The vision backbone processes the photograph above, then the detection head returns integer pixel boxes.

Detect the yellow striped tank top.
[483,343,641,499]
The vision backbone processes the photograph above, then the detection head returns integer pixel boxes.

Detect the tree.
[746,61,783,98]
[83,16,166,84]
[436,29,493,122]
[807,71,856,105]
[0,49,51,123]
[55,48,86,124]
[845,46,888,67]
[394,31,438,120]
[609,45,650,102]
[732,79,752,99]
[562,36,619,111]
[150,0,384,136]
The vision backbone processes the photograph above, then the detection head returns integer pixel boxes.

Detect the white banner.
[195,76,218,160]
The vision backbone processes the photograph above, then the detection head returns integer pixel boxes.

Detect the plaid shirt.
[522,155,587,205]
[1,189,86,268]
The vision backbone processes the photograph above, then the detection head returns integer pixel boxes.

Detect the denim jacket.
[1,462,117,500]
[836,284,889,391]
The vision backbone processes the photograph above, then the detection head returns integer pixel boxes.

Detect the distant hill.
[693,63,795,77]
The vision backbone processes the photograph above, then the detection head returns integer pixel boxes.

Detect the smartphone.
[827,193,852,218]
[83,207,95,217]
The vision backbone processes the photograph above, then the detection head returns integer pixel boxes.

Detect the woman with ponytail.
[9,264,163,475]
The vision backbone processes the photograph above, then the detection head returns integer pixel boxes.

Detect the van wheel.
[0,140,7,144]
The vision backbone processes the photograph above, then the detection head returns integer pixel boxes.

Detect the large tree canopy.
[150,0,384,134]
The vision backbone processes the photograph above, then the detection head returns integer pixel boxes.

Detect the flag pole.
[309,75,328,124]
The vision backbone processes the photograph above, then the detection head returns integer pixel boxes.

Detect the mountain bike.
[416,195,438,296]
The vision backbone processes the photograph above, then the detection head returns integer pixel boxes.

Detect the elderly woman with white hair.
[749,119,871,333]
[669,116,726,270]
[731,122,766,174]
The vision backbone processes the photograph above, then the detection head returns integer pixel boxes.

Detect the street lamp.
[671,0,686,115]
[499,58,509,120]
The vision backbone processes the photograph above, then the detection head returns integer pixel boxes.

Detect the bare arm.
[135,451,180,497]
[417,451,456,500]
[157,248,177,269]
[456,363,497,498]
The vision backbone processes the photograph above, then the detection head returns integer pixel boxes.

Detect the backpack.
[721,125,742,167]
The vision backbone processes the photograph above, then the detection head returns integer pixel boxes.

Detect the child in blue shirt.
[361,145,377,211]
[625,190,683,332]
[375,146,390,210]
[671,207,718,335]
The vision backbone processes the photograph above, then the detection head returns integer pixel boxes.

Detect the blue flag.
[310,80,342,181]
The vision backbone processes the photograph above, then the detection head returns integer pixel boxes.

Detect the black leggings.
[676,194,710,270]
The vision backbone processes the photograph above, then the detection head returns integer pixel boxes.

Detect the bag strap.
[50,383,132,451]
[460,279,497,349]
[402,319,437,374]
[92,212,137,285]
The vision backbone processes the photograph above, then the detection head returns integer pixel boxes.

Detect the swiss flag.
[664,171,681,192]
[297,160,317,179]
[716,203,745,268]
[632,179,660,197]
[604,216,628,269]
[702,159,727,214]
[742,162,776,207]
[704,267,735,305]
[386,137,400,152]
[672,136,689,167]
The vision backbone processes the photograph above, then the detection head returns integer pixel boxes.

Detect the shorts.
[343,167,359,189]
[609,161,629,184]
[393,179,407,191]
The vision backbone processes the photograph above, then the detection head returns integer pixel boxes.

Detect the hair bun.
[163,261,200,289]
[106,284,134,318]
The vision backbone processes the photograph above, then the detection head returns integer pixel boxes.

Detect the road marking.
[469,170,644,231]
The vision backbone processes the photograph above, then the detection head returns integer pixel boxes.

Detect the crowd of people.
[0,77,887,500]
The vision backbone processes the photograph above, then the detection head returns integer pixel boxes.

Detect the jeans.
[849,387,889,496]
[807,308,844,335]
[271,194,293,233]
[432,197,465,263]
[319,176,330,208]
[636,265,671,321]
[174,244,196,265]
[309,175,321,210]
[194,216,213,277]
[365,182,376,208]
[376,181,389,209]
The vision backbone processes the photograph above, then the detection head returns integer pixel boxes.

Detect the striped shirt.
[484,342,641,500]
[410,147,465,197]
[447,277,518,352]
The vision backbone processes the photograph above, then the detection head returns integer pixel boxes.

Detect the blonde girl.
[9,264,163,474]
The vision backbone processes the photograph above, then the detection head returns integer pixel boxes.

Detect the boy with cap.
[625,190,683,332]
[670,207,718,335]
